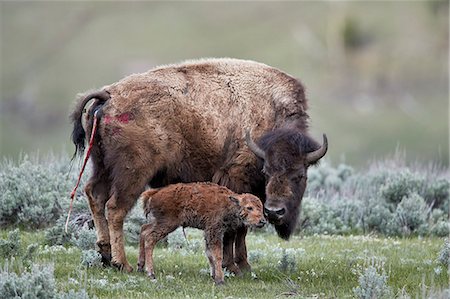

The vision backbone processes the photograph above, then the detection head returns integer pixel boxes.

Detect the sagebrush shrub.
[123,204,146,245]
[438,239,450,266]
[72,228,97,251]
[300,157,449,237]
[45,216,77,246]
[0,262,91,298]
[23,243,39,266]
[395,193,427,235]
[0,263,57,299]
[81,249,102,268]
[380,170,425,204]
[0,155,89,229]
[168,227,188,250]
[424,179,449,209]
[363,198,393,234]
[0,229,21,258]
[57,289,91,299]
[248,249,266,263]
[277,248,297,272]
[301,197,363,235]
[1,153,448,238]
[273,248,304,272]
[353,266,392,299]
[306,162,353,195]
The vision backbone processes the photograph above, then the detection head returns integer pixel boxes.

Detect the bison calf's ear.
[228,196,241,207]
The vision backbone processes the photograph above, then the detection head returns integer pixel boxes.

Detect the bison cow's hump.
[104,58,302,101]
[151,58,274,75]
[102,58,308,133]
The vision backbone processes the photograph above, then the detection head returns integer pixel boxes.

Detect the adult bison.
[71,58,327,273]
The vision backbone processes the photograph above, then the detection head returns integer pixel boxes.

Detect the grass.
[1,229,448,298]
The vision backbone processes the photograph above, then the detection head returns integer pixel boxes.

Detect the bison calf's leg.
[143,231,160,280]
[85,178,112,266]
[234,225,251,273]
[140,222,177,279]
[206,231,225,285]
[137,224,153,272]
[205,246,216,279]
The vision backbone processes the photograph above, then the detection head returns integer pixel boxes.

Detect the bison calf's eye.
[246,206,254,211]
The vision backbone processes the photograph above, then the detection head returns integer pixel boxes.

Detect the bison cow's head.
[246,129,327,240]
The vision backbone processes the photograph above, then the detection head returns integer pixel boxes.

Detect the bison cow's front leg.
[234,225,251,272]
[222,230,241,275]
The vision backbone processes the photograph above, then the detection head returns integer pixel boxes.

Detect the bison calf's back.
[137,182,265,285]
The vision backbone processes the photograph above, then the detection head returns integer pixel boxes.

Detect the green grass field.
[2,229,448,298]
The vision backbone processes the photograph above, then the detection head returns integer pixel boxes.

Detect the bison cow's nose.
[264,207,286,221]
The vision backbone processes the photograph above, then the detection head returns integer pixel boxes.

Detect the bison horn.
[306,134,328,164]
[245,130,266,160]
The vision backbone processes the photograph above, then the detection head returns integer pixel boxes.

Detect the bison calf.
[137,182,266,285]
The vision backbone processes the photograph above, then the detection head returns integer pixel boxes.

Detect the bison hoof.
[237,261,252,273]
[224,264,242,276]
[147,272,156,280]
[112,262,134,273]
[137,264,144,273]
[100,253,112,267]
[214,279,225,286]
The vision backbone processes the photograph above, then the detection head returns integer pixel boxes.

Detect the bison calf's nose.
[256,219,267,228]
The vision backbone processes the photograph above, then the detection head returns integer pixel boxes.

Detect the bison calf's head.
[229,194,266,228]
[246,129,328,239]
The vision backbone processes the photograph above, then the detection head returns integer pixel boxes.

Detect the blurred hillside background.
[1,1,448,167]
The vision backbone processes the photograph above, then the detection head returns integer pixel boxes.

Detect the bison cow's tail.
[70,90,110,159]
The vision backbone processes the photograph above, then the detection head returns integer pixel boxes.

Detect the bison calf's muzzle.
[137,182,265,285]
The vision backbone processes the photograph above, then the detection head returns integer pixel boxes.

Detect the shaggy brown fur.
[137,182,265,285]
[70,58,326,273]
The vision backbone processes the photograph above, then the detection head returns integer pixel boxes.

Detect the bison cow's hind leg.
[84,172,112,266]
[106,179,149,272]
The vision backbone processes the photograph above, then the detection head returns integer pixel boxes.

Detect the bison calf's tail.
[70,90,110,159]
[140,189,161,217]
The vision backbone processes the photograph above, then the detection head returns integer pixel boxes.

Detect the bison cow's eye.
[291,173,305,184]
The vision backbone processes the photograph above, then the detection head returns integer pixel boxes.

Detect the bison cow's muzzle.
[263,206,286,224]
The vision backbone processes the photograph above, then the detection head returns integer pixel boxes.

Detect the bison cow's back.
[93,58,310,185]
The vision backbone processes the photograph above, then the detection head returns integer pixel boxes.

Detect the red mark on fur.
[104,115,113,124]
[117,112,132,123]
[103,113,132,125]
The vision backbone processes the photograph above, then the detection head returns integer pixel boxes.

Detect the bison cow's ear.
[228,196,241,207]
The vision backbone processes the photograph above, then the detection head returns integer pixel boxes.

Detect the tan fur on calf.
[137,182,265,285]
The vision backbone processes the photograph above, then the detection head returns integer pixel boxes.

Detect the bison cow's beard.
[272,204,301,240]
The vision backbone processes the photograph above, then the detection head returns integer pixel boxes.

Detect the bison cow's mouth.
[264,207,285,225]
